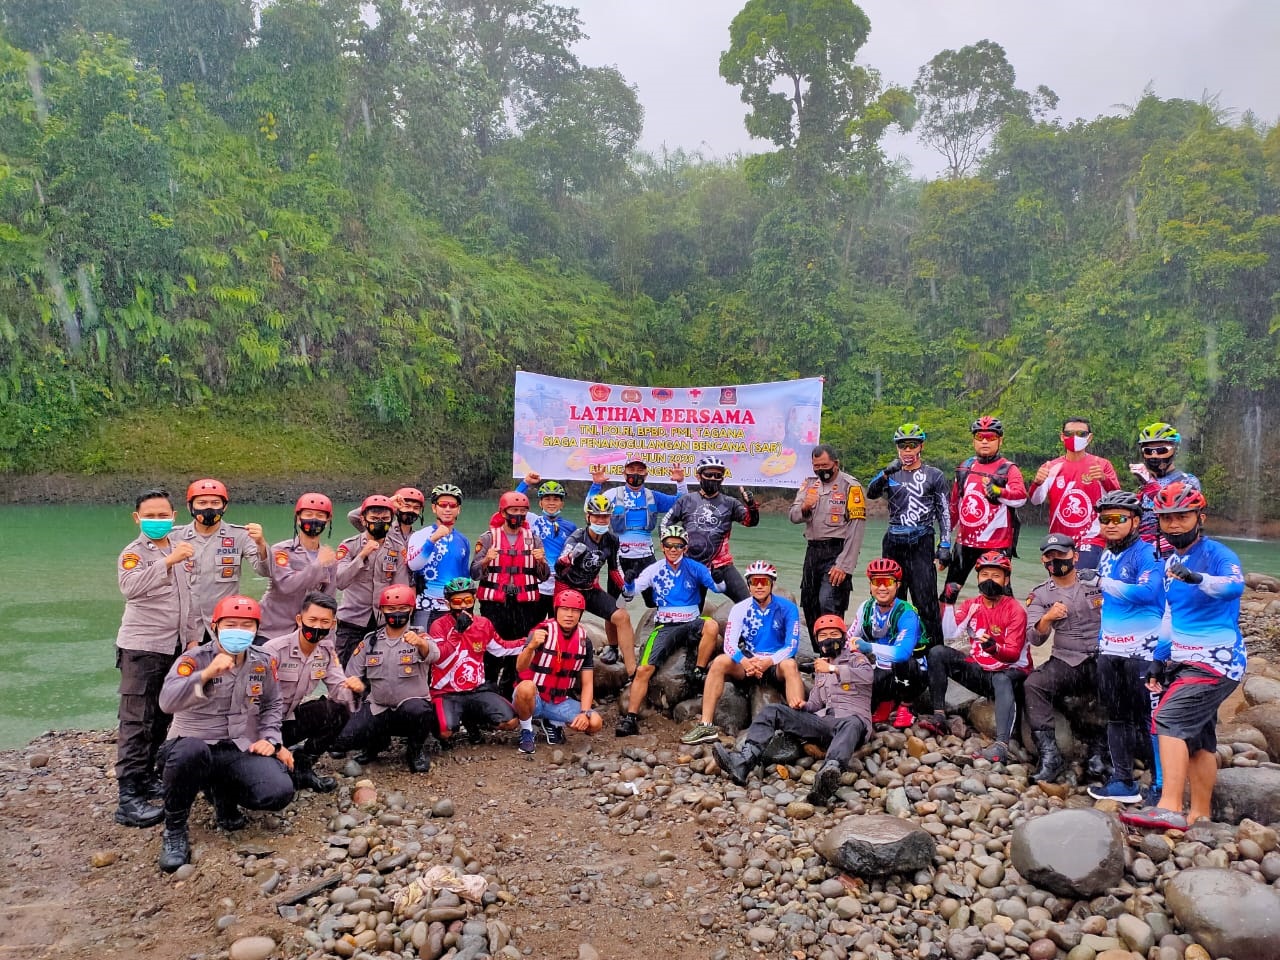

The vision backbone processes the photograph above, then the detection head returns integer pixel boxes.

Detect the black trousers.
[1025,655,1097,731]
[116,647,177,782]
[800,539,853,643]
[160,738,294,818]
[928,646,1024,743]
[336,616,375,667]
[282,698,351,759]
[700,563,748,605]
[335,699,434,752]
[743,704,867,769]
[883,529,941,647]
[1097,654,1154,779]
[435,689,515,735]
[871,659,927,707]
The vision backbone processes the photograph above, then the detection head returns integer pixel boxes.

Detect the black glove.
[982,477,1004,503]
[883,458,902,475]
[1146,660,1168,686]
[739,486,755,506]
[1168,560,1203,584]
[1076,567,1099,585]
[935,543,952,567]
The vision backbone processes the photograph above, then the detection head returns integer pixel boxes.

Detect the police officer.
[260,591,353,792]
[155,595,295,872]
[175,478,269,644]
[258,492,338,640]
[335,584,439,773]
[335,494,411,664]
[345,486,423,547]
[1024,532,1105,782]
[115,488,195,828]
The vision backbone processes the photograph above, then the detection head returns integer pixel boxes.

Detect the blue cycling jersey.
[587,482,680,559]
[848,598,920,668]
[405,525,471,610]
[629,556,721,622]
[1096,537,1165,658]
[724,595,801,664]
[1154,537,1245,680]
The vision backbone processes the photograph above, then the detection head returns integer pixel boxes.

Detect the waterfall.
[1242,402,1263,538]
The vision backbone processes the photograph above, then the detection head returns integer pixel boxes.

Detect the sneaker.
[891,704,915,729]
[1119,805,1188,831]
[680,722,721,745]
[1088,780,1143,804]
[974,742,1009,764]
[917,713,948,736]
[598,645,620,665]
[871,701,894,725]
[615,713,639,737]
[518,729,536,756]
[542,721,566,745]
[806,763,843,806]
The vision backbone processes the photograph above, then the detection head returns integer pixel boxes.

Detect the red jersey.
[428,612,523,695]
[949,458,1027,550]
[940,595,1030,672]
[1028,454,1120,549]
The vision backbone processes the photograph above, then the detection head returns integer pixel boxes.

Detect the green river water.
[2,501,1278,749]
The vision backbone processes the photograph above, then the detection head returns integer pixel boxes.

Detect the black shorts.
[581,587,618,622]
[608,555,654,597]
[1152,665,1238,755]
[639,619,703,668]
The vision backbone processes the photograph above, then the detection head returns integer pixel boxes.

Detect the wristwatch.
[268,740,282,754]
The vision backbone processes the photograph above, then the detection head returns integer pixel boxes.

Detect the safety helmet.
[812,614,847,635]
[659,523,688,543]
[970,416,1003,437]
[584,494,612,516]
[378,584,417,607]
[537,481,567,499]
[1152,481,1206,514]
[744,561,778,581]
[696,455,727,475]
[431,483,464,504]
[866,557,904,580]
[975,551,1012,573]
[294,492,333,516]
[211,594,261,623]
[359,494,396,515]
[186,478,229,504]
[1095,490,1142,515]
[555,589,587,611]
[499,491,530,512]
[893,423,927,442]
[443,576,477,596]
[1138,422,1181,447]
[395,487,426,507]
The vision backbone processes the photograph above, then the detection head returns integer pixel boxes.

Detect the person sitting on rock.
[1023,533,1105,784]
[680,561,803,746]
[427,577,524,742]
[615,523,723,737]
[712,614,873,806]
[333,585,440,774]
[1121,483,1245,832]
[155,595,294,872]
[919,552,1030,763]
[847,558,926,729]
[511,589,604,756]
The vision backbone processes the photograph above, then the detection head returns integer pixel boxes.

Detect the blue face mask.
[217,627,255,654]
[140,518,174,540]
[588,523,610,536]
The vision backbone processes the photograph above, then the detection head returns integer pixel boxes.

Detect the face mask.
[218,627,255,654]
[699,478,722,496]
[589,523,610,536]
[542,510,560,519]
[384,610,411,629]
[815,468,835,483]
[366,519,392,540]
[503,511,524,528]
[192,507,224,526]
[140,518,174,540]
[624,473,645,488]
[453,610,473,632]
[1043,557,1074,577]
[1143,456,1174,477]
[977,579,1005,600]
[816,636,843,658]
[299,624,330,644]
[397,511,421,527]
[1062,435,1089,453]
[1165,525,1201,550]
[298,518,327,537]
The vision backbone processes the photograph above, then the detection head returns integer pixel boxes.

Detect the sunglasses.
[661,541,686,550]
[1097,514,1133,526]
[895,441,921,450]
[974,432,1000,442]
[747,577,773,587]
[701,472,725,480]
[1141,445,1175,457]
[1062,429,1090,438]
[448,597,475,608]
[869,576,898,588]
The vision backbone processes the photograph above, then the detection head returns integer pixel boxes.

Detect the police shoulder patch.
[336,544,350,560]
[121,553,140,570]
[274,551,290,567]
[176,657,197,677]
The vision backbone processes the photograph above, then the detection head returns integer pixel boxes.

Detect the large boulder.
[749,682,786,718]
[714,684,751,734]
[814,815,936,877]
[646,648,694,712]
[1009,809,1125,898]
[590,660,630,700]
[1164,867,1280,960]
[1243,675,1280,707]
[1211,767,1280,825]
[1234,703,1280,757]
[758,731,805,766]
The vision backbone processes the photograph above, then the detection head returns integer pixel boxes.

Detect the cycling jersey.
[867,464,951,541]
[586,482,680,560]
[1155,537,1245,680]
[555,527,624,593]
[847,598,921,669]
[663,491,756,567]
[1097,537,1165,658]
[949,458,1027,550]
[1028,455,1121,549]
[723,594,801,664]
[941,596,1030,672]
[1134,468,1202,546]
[629,556,721,622]
[405,525,471,611]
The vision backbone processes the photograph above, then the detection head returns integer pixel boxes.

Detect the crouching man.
[711,614,873,806]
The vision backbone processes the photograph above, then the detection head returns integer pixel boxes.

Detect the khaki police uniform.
[333,532,411,663]
[157,643,294,819]
[115,534,192,783]
[788,471,866,641]
[1024,577,1104,731]
[334,626,439,756]
[257,538,338,640]
[260,630,353,759]
[174,520,269,643]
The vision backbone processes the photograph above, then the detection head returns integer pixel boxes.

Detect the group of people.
[109,417,1245,873]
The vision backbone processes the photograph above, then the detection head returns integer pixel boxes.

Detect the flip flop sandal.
[1119,806,1188,831]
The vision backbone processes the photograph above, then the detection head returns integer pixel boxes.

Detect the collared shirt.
[260,631,353,718]
[116,534,190,655]
[173,521,269,642]
[1025,577,1103,666]
[160,644,283,749]
[345,627,439,714]
[787,470,867,573]
[334,533,411,623]
[804,648,874,726]
[258,538,337,639]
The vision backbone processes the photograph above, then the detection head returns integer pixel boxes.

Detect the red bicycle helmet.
[499,491,530,511]
[866,558,904,580]
[812,614,847,635]
[187,478,229,504]
[211,594,261,623]
[378,585,417,607]
[555,589,587,610]
[975,551,1012,573]
[394,487,426,508]
[970,416,1004,437]
[1152,481,1207,514]
[359,494,396,515]
[294,492,333,516]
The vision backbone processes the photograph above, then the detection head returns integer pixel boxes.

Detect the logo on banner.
[688,388,703,405]
[589,384,611,402]
[621,388,642,403]
[719,388,737,406]
[651,388,674,403]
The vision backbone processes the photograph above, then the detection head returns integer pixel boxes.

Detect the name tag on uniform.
[248,682,263,696]
[277,661,301,674]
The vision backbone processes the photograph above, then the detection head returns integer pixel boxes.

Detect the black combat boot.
[406,742,432,774]
[1031,729,1066,783]
[806,760,844,806]
[711,742,762,787]
[291,755,337,793]
[208,785,247,831]
[115,776,164,828]
[158,808,191,873]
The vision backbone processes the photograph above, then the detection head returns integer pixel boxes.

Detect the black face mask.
[192,507,224,526]
[366,519,392,541]
[384,610,411,629]
[1043,557,1074,577]
[699,478,722,496]
[624,473,645,488]
[1143,456,1174,477]
[397,511,421,527]
[1164,524,1201,550]
[298,518,327,538]
[977,579,1005,599]
[815,468,836,483]
[816,636,843,658]
[503,511,524,529]
[299,624,330,644]
[453,610,473,632]
[976,452,1000,465]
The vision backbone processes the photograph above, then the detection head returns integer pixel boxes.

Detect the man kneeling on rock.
[712,614,872,805]
[155,595,295,872]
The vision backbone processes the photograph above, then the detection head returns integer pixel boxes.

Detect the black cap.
[1039,533,1075,554]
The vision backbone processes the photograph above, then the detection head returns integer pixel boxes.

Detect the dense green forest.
[1,0,1277,522]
